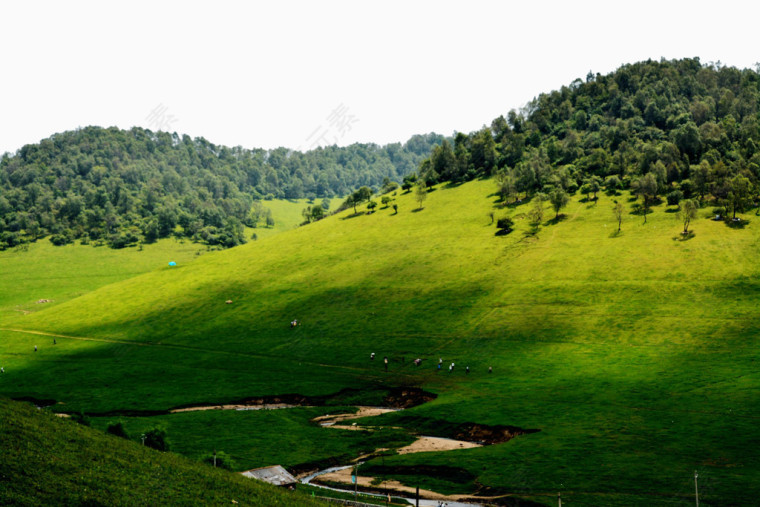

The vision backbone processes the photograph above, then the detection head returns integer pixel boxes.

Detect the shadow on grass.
[664,207,680,214]
[442,180,467,189]
[494,228,514,236]
[629,205,650,216]
[608,230,623,238]
[412,208,424,213]
[340,212,365,220]
[673,231,696,241]
[523,225,540,238]
[725,218,748,229]
[545,214,567,226]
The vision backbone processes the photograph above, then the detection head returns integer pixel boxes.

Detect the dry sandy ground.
[170,403,296,413]
[312,406,398,425]
[397,436,481,454]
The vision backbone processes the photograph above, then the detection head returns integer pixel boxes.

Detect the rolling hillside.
[4,177,760,504]
[0,397,325,506]
[0,197,310,320]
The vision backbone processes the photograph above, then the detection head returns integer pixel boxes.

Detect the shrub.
[106,421,129,439]
[143,428,169,451]
[203,451,236,471]
[496,217,514,231]
[71,411,91,427]
[667,190,684,206]
[49,233,71,246]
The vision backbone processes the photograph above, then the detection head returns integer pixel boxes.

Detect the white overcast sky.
[1,0,758,155]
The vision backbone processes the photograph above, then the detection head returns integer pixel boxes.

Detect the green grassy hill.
[0,198,309,320]
[0,397,325,506]
[3,178,760,504]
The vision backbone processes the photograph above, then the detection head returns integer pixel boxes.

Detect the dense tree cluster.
[0,127,444,249]
[416,58,760,220]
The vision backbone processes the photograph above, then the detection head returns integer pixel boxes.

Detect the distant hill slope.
[0,126,444,249]
[0,397,324,506]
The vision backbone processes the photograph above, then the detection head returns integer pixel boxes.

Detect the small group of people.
[290,319,299,328]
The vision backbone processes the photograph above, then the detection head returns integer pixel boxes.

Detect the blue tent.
[168,261,177,266]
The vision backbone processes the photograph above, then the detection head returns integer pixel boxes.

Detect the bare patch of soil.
[313,406,398,426]
[170,403,296,414]
[382,387,437,408]
[396,436,481,454]
[453,422,540,445]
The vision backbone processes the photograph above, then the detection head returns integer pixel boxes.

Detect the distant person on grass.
[384,356,388,371]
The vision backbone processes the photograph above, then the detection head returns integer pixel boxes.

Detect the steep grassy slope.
[0,397,325,506]
[3,179,760,504]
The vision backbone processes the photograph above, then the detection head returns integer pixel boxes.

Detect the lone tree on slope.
[549,188,569,219]
[678,198,698,234]
[613,201,625,232]
[632,173,658,223]
[415,182,428,210]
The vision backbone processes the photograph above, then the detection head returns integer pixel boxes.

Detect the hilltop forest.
[0,129,444,249]
[3,57,760,251]
[418,57,760,218]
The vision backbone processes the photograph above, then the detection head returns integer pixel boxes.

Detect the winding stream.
[298,407,486,506]
[300,464,483,507]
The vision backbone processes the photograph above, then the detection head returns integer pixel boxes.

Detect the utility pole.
[694,470,699,507]
[558,492,562,507]
[416,486,419,507]
[140,434,146,446]
[213,449,217,468]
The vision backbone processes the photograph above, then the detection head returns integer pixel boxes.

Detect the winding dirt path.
[397,436,481,454]
[315,467,498,503]
[170,403,298,414]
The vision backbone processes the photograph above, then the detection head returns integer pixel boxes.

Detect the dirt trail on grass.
[314,406,397,425]
[300,405,539,505]
[397,436,481,454]
[170,403,298,413]
[316,409,481,453]
[314,467,497,503]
